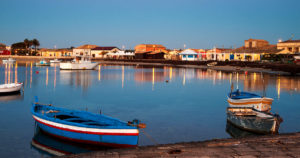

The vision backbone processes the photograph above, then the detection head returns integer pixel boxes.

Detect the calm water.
[0,62,300,157]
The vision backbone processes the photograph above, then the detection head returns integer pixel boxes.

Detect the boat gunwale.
[31,103,138,130]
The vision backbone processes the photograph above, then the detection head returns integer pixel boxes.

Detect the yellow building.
[277,40,300,54]
[39,48,73,57]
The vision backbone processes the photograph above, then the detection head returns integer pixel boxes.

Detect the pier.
[63,132,300,158]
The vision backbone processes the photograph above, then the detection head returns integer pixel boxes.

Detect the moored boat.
[36,59,50,66]
[31,99,146,147]
[226,107,282,134]
[60,56,98,70]
[2,58,16,64]
[50,59,62,63]
[0,83,23,94]
[227,89,273,112]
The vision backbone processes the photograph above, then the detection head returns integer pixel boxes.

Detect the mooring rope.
[140,129,159,146]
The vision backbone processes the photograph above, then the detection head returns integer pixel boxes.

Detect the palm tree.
[24,38,29,55]
[32,39,40,55]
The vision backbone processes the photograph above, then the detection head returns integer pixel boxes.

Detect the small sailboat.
[227,89,273,112]
[60,56,98,70]
[36,59,50,66]
[226,107,282,134]
[227,73,272,112]
[0,83,23,94]
[2,58,16,64]
[31,98,146,147]
[50,58,62,63]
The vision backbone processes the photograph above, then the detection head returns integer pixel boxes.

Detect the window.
[188,55,194,58]
[183,55,186,58]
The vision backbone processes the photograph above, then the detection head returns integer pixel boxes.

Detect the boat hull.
[0,83,23,93]
[226,109,280,134]
[60,62,98,70]
[32,114,139,147]
[227,97,273,112]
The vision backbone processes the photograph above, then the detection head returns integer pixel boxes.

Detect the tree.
[32,39,40,55]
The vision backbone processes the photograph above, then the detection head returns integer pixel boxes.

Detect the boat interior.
[34,105,119,127]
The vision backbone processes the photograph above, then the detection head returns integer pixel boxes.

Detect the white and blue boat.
[31,99,145,147]
[227,89,273,112]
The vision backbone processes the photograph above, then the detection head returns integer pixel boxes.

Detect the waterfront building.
[165,49,181,60]
[106,50,135,59]
[222,39,282,61]
[73,44,99,57]
[0,43,11,55]
[90,47,120,58]
[206,48,232,61]
[135,44,167,59]
[39,48,73,57]
[179,49,198,61]
[277,40,300,54]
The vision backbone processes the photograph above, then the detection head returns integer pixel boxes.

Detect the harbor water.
[0,62,300,157]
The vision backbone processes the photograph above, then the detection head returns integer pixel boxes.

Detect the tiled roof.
[92,47,118,50]
[76,45,99,49]
[279,40,300,43]
[223,45,282,54]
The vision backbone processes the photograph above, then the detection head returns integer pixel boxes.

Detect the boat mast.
[236,72,239,90]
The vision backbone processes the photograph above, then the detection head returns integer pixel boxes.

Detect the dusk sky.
[1,0,299,49]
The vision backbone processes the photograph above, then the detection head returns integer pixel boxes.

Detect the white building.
[179,49,198,61]
[91,47,120,58]
[106,50,135,59]
[73,44,99,57]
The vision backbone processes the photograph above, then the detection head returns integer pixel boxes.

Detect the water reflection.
[0,92,23,102]
[226,121,259,138]
[31,127,103,157]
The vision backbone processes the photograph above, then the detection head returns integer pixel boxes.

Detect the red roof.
[92,47,118,50]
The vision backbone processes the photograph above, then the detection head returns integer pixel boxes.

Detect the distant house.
[206,48,232,61]
[179,49,198,61]
[91,47,120,58]
[135,44,167,59]
[165,49,181,60]
[106,50,135,59]
[39,48,73,57]
[277,40,300,54]
[73,44,99,57]
[0,43,11,55]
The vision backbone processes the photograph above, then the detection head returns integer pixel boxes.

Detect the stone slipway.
[62,132,300,158]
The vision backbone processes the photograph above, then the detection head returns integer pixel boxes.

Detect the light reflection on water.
[0,62,300,157]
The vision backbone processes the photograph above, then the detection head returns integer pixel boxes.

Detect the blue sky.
[0,0,299,49]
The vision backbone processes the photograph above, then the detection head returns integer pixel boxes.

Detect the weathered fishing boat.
[226,107,282,134]
[31,128,100,157]
[227,89,273,112]
[31,100,145,147]
[0,83,23,94]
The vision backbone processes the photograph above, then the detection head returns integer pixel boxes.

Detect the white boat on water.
[60,56,98,70]
[2,58,16,64]
[227,89,273,112]
[50,59,62,63]
[0,83,23,94]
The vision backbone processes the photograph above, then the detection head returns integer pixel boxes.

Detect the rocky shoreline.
[61,132,300,158]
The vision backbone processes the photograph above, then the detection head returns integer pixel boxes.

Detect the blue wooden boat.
[31,98,146,147]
